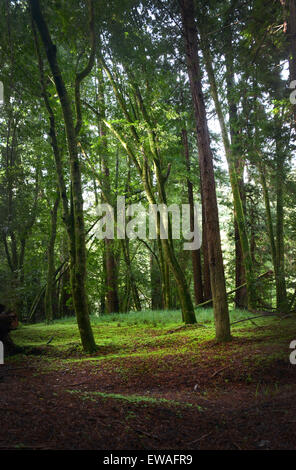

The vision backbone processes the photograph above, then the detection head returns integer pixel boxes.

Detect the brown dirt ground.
[0,325,296,450]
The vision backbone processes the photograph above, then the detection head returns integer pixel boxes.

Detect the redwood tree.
[179,0,231,341]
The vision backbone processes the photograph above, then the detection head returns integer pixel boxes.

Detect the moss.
[67,389,202,410]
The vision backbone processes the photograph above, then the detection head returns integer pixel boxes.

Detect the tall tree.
[198,21,256,311]
[179,0,231,341]
[30,0,96,351]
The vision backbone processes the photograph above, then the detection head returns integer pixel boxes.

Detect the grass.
[53,307,254,327]
[9,307,289,367]
[11,307,253,352]
[67,390,202,410]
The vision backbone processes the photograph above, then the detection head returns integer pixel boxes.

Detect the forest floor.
[0,309,296,450]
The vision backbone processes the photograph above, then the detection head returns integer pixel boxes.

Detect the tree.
[30,0,96,351]
[179,0,231,341]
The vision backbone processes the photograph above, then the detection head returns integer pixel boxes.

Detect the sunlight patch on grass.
[67,389,203,410]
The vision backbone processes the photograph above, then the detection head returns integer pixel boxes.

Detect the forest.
[0,0,296,454]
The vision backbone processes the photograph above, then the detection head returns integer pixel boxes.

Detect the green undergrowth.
[9,309,296,372]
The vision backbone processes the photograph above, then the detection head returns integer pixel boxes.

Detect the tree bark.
[275,142,289,313]
[97,66,120,313]
[30,0,96,351]
[182,128,204,305]
[180,0,231,341]
[121,239,142,311]
[44,190,60,323]
[199,26,256,311]
[150,248,162,310]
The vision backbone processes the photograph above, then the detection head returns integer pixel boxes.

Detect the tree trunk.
[182,128,204,305]
[201,187,212,305]
[44,191,60,323]
[97,66,120,313]
[224,30,248,310]
[275,143,289,313]
[150,250,162,310]
[30,0,96,352]
[284,0,296,125]
[180,0,231,341]
[59,263,74,317]
[121,239,141,311]
[234,218,247,308]
[199,26,256,311]
[156,236,171,309]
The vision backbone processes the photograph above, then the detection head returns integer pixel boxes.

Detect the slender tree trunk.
[199,28,256,311]
[151,169,196,322]
[97,66,119,313]
[59,262,74,318]
[201,186,212,305]
[180,0,231,341]
[45,191,60,323]
[156,236,170,309]
[135,86,197,323]
[254,59,289,313]
[234,218,247,308]
[121,274,131,313]
[224,31,247,310]
[275,144,289,313]
[258,161,277,268]
[30,0,96,351]
[258,159,288,312]
[100,242,107,313]
[150,249,162,310]
[182,128,203,305]
[121,239,141,311]
[104,239,119,313]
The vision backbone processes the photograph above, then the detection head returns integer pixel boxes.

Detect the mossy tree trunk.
[30,0,96,352]
[44,190,60,323]
[182,128,204,306]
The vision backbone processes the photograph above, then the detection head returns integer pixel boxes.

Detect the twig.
[232,441,242,450]
[210,365,230,378]
[188,431,213,444]
[68,381,93,387]
[132,427,161,440]
[230,313,279,326]
[166,324,205,334]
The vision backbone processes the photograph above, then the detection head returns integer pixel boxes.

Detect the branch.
[138,238,160,270]
[75,0,96,135]
[230,313,280,326]
[103,119,142,174]
[30,8,70,226]
[196,270,274,309]
[77,141,109,203]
